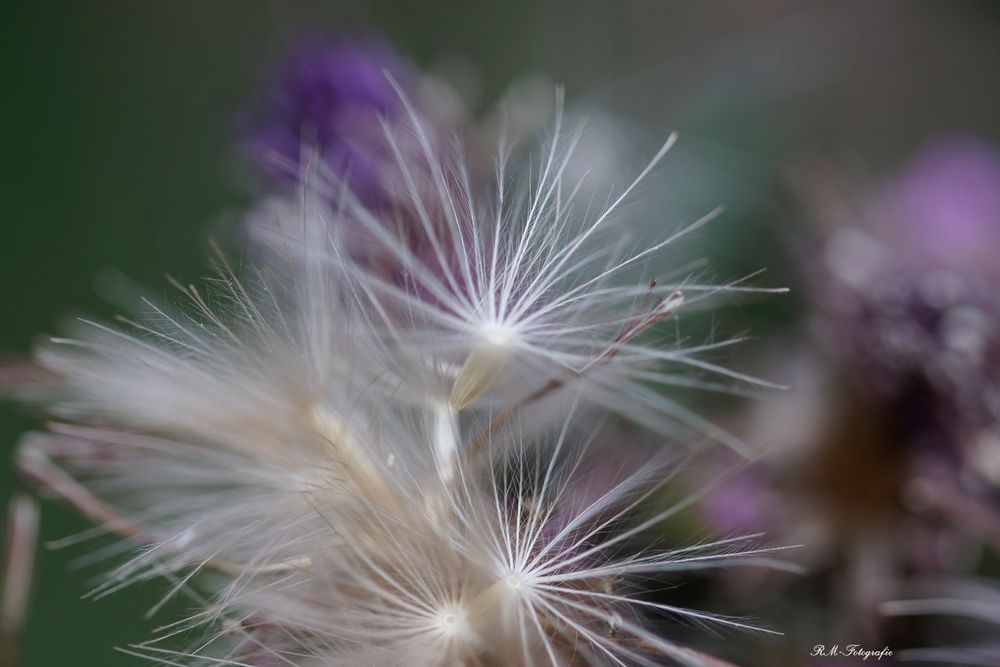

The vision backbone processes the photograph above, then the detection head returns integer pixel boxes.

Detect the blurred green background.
[3,1,1000,664]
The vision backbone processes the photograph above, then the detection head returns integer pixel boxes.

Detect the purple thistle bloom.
[821,136,1000,459]
[242,36,408,203]
[240,35,466,292]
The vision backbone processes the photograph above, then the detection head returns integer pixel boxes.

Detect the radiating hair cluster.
[12,82,789,666]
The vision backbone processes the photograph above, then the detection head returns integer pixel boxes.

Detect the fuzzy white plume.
[12,90,789,666]
[251,87,784,456]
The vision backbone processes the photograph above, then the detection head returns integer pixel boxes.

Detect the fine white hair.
[16,87,789,666]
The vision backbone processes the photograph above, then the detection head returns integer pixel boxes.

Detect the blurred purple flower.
[242,36,408,203]
[878,136,1000,272]
[820,136,1000,459]
[240,34,467,293]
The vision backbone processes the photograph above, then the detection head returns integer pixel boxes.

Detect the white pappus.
[10,89,791,666]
